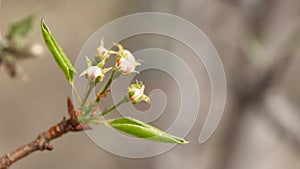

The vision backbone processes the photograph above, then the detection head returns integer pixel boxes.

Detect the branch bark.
[0,98,90,169]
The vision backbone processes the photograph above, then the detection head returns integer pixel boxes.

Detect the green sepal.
[102,67,112,74]
[85,56,92,67]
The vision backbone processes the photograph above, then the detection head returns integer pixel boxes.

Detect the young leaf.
[8,13,35,41]
[109,117,189,144]
[40,19,76,83]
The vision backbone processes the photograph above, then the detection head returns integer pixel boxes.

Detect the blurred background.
[0,0,300,169]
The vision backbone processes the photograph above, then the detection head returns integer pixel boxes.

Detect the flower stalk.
[98,68,116,98]
[100,96,129,116]
[81,81,95,109]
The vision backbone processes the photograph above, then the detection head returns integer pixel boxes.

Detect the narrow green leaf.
[109,117,189,144]
[40,19,76,83]
[8,13,35,40]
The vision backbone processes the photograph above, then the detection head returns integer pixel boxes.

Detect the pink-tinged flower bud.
[116,50,139,75]
[80,66,104,82]
[128,81,150,104]
[95,38,109,60]
[95,46,108,60]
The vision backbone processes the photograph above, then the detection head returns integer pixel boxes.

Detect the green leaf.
[8,13,35,40]
[109,117,189,144]
[41,19,76,83]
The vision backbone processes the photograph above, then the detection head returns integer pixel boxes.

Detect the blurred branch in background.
[208,0,300,168]
[265,90,300,151]
[0,13,43,80]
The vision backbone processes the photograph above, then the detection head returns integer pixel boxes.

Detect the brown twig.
[96,89,111,102]
[0,97,91,169]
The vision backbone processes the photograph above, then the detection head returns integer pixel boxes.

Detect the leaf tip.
[179,139,189,144]
[40,18,50,34]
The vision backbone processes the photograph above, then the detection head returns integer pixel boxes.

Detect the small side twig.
[0,97,91,169]
[96,89,111,102]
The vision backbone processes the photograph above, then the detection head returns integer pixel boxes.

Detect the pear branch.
[0,98,91,169]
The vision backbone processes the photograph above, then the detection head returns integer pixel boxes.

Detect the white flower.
[116,50,139,75]
[128,81,150,104]
[80,66,104,82]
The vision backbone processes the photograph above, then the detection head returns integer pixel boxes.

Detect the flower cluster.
[80,39,149,105]
[40,19,189,146]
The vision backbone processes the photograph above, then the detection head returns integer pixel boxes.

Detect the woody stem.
[0,116,81,169]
